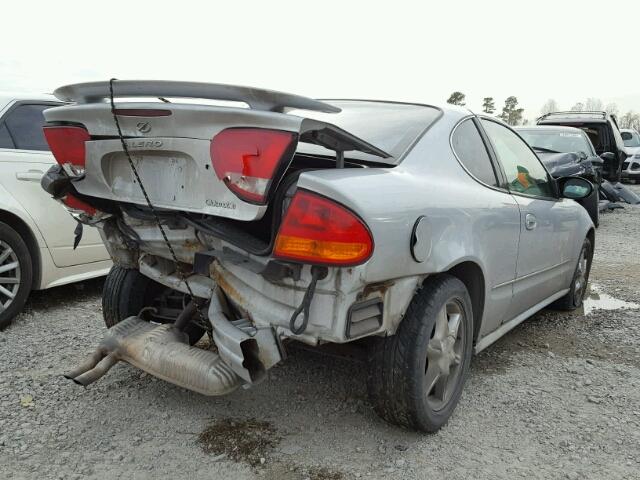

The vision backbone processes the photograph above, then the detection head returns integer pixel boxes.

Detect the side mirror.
[600,152,616,161]
[558,177,593,199]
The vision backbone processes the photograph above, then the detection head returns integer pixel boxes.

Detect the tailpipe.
[65,316,241,396]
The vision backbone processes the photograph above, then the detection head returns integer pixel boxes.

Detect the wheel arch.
[429,260,486,345]
[0,210,42,289]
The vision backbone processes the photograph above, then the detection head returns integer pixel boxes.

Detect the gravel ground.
[2,186,640,480]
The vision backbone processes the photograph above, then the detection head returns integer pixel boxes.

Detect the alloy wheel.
[0,240,21,313]
[574,247,589,303]
[424,299,466,411]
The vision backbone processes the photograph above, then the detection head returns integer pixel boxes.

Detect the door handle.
[525,213,537,230]
[16,170,44,182]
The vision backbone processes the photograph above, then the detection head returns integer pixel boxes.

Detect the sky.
[2,0,640,121]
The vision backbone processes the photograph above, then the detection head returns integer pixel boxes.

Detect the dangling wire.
[289,266,323,335]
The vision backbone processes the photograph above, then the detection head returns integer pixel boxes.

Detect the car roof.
[0,92,59,111]
[537,111,609,124]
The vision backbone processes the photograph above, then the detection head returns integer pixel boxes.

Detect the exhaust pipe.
[65,316,241,396]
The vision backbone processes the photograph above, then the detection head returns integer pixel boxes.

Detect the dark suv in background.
[537,111,626,182]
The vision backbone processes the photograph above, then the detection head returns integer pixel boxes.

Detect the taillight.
[43,126,90,176]
[210,128,296,204]
[274,190,373,266]
[112,109,172,117]
[62,194,96,216]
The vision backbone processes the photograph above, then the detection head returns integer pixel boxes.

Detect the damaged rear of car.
[41,80,441,413]
[41,81,595,433]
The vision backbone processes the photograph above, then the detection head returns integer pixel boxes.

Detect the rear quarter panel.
[297,113,524,337]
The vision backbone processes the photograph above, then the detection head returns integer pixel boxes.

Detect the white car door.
[0,102,108,267]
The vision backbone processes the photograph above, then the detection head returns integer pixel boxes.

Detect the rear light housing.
[210,128,297,204]
[43,125,90,176]
[274,190,373,266]
[62,193,97,216]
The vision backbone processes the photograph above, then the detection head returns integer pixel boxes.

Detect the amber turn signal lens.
[273,190,373,266]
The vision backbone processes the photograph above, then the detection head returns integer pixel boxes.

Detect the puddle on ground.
[581,284,639,315]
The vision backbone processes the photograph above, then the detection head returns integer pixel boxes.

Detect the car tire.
[551,237,593,311]
[0,221,33,330]
[367,274,473,432]
[102,266,205,345]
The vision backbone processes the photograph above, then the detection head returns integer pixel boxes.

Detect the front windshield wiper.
[531,146,561,154]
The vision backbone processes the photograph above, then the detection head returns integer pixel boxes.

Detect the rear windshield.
[291,100,441,163]
[518,129,595,156]
[622,131,640,147]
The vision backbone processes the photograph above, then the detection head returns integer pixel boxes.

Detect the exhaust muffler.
[65,316,241,396]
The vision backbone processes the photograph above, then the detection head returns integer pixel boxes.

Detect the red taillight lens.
[274,190,373,266]
[62,194,96,216]
[43,126,90,175]
[210,128,296,204]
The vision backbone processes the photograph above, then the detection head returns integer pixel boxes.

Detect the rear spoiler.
[52,80,391,159]
[53,80,340,113]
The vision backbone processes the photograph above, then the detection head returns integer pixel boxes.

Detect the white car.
[621,128,640,183]
[0,93,111,328]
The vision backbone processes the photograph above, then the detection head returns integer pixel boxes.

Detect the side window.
[0,122,14,148]
[3,104,51,151]
[481,119,555,198]
[451,119,499,187]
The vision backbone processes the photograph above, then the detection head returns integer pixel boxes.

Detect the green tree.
[500,96,524,126]
[447,91,466,106]
[482,97,495,114]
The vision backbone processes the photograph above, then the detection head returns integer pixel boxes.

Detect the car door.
[450,117,521,335]
[0,101,109,267]
[480,118,576,315]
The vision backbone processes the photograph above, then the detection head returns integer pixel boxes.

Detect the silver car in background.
[41,81,595,432]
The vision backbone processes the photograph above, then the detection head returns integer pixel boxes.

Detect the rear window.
[2,104,51,151]
[0,122,13,148]
[518,129,594,156]
[291,101,441,163]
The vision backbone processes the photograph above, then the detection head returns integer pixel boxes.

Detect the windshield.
[621,131,640,148]
[291,100,441,163]
[518,129,594,156]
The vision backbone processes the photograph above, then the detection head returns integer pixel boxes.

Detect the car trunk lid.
[43,80,392,222]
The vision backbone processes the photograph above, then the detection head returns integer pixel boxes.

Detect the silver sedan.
[42,81,595,432]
